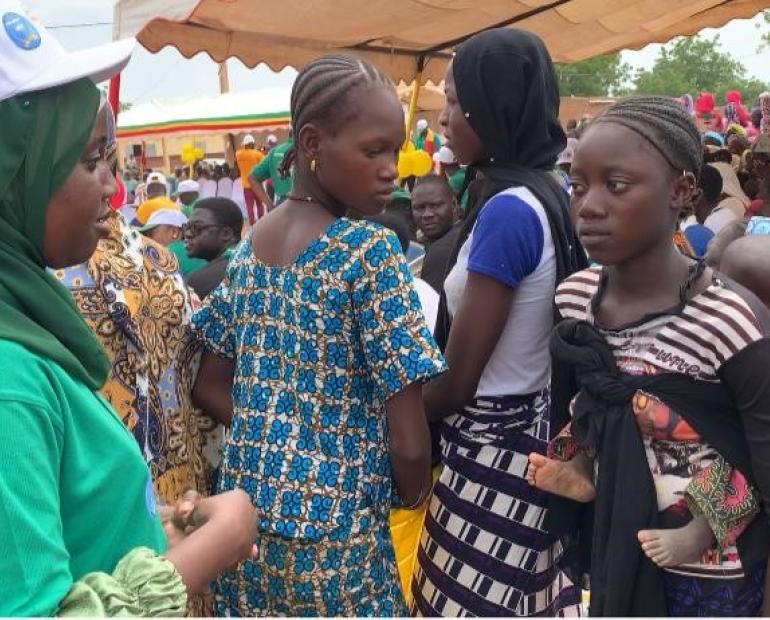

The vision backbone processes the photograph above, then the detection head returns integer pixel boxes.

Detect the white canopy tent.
[117,87,291,139]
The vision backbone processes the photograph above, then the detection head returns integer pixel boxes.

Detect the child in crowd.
[527,97,770,616]
[191,54,446,616]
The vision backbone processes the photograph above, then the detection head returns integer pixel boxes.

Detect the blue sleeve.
[191,264,236,359]
[351,227,447,402]
[467,193,545,289]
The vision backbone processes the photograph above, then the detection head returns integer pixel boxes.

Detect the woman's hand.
[158,490,202,548]
[163,489,258,594]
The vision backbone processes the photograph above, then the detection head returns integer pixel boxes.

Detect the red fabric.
[243,187,264,224]
[110,175,125,210]
[725,90,750,126]
[695,92,715,114]
[748,198,765,217]
[108,74,121,120]
[107,74,124,210]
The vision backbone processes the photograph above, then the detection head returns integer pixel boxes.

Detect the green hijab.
[0,78,110,390]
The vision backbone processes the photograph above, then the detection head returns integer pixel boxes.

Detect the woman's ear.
[671,170,697,211]
[297,123,321,163]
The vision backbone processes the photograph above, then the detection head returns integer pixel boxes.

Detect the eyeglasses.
[182,223,222,237]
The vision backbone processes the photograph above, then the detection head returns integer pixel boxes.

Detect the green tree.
[758,10,770,51]
[556,53,631,96]
[633,35,768,105]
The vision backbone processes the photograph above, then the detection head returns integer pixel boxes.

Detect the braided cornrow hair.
[278,54,394,178]
[591,96,703,179]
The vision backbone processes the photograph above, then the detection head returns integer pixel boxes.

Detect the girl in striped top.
[527,97,770,616]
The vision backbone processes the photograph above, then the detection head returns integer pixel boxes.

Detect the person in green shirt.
[248,137,293,210]
[177,178,201,216]
[169,237,208,277]
[183,197,243,300]
[434,145,469,213]
[0,17,256,616]
[412,118,443,155]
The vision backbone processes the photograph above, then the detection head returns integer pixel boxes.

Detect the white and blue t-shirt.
[444,186,556,397]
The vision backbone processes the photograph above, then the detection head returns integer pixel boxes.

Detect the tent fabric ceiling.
[114,0,768,83]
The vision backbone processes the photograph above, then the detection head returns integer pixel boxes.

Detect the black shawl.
[433,28,587,350]
[548,318,770,617]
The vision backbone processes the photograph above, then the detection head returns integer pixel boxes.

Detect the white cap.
[416,119,428,132]
[0,0,135,103]
[138,209,188,232]
[178,179,200,193]
[146,171,168,187]
[266,134,278,145]
[433,146,456,165]
[242,134,255,146]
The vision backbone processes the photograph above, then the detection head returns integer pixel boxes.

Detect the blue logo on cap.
[3,12,41,50]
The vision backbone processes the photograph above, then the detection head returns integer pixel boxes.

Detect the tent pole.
[161,137,171,176]
[218,61,230,93]
[218,61,234,165]
[403,69,423,149]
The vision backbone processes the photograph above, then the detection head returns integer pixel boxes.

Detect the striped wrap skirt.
[411,389,582,617]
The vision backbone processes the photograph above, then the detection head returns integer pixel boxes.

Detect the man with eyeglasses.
[183,197,244,299]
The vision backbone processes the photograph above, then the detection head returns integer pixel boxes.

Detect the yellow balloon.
[194,147,205,160]
[403,141,415,153]
[180,142,197,165]
[397,151,415,178]
[412,150,433,177]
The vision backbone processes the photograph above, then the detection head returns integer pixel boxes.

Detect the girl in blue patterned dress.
[191,54,446,616]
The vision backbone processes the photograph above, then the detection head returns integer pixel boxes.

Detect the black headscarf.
[433,28,587,350]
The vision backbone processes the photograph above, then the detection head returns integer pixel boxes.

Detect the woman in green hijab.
[0,75,257,617]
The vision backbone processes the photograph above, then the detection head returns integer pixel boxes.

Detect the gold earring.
[310,159,317,173]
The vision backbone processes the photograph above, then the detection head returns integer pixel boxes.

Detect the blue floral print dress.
[192,217,446,616]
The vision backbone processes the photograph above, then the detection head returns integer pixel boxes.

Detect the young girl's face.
[314,84,403,216]
[569,122,688,266]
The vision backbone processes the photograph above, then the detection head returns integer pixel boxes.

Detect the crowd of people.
[4,0,770,616]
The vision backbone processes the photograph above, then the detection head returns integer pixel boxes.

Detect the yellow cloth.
[390,466,439,605]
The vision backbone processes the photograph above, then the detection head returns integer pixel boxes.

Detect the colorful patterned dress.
[53,212,222,503]
[192,218,446,616]
[555,266,770,616]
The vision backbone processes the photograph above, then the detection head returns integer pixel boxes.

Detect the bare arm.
[424,271,514,422]
[386,382,432,506]
[192,351,234,426]
[704,218,747,268]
